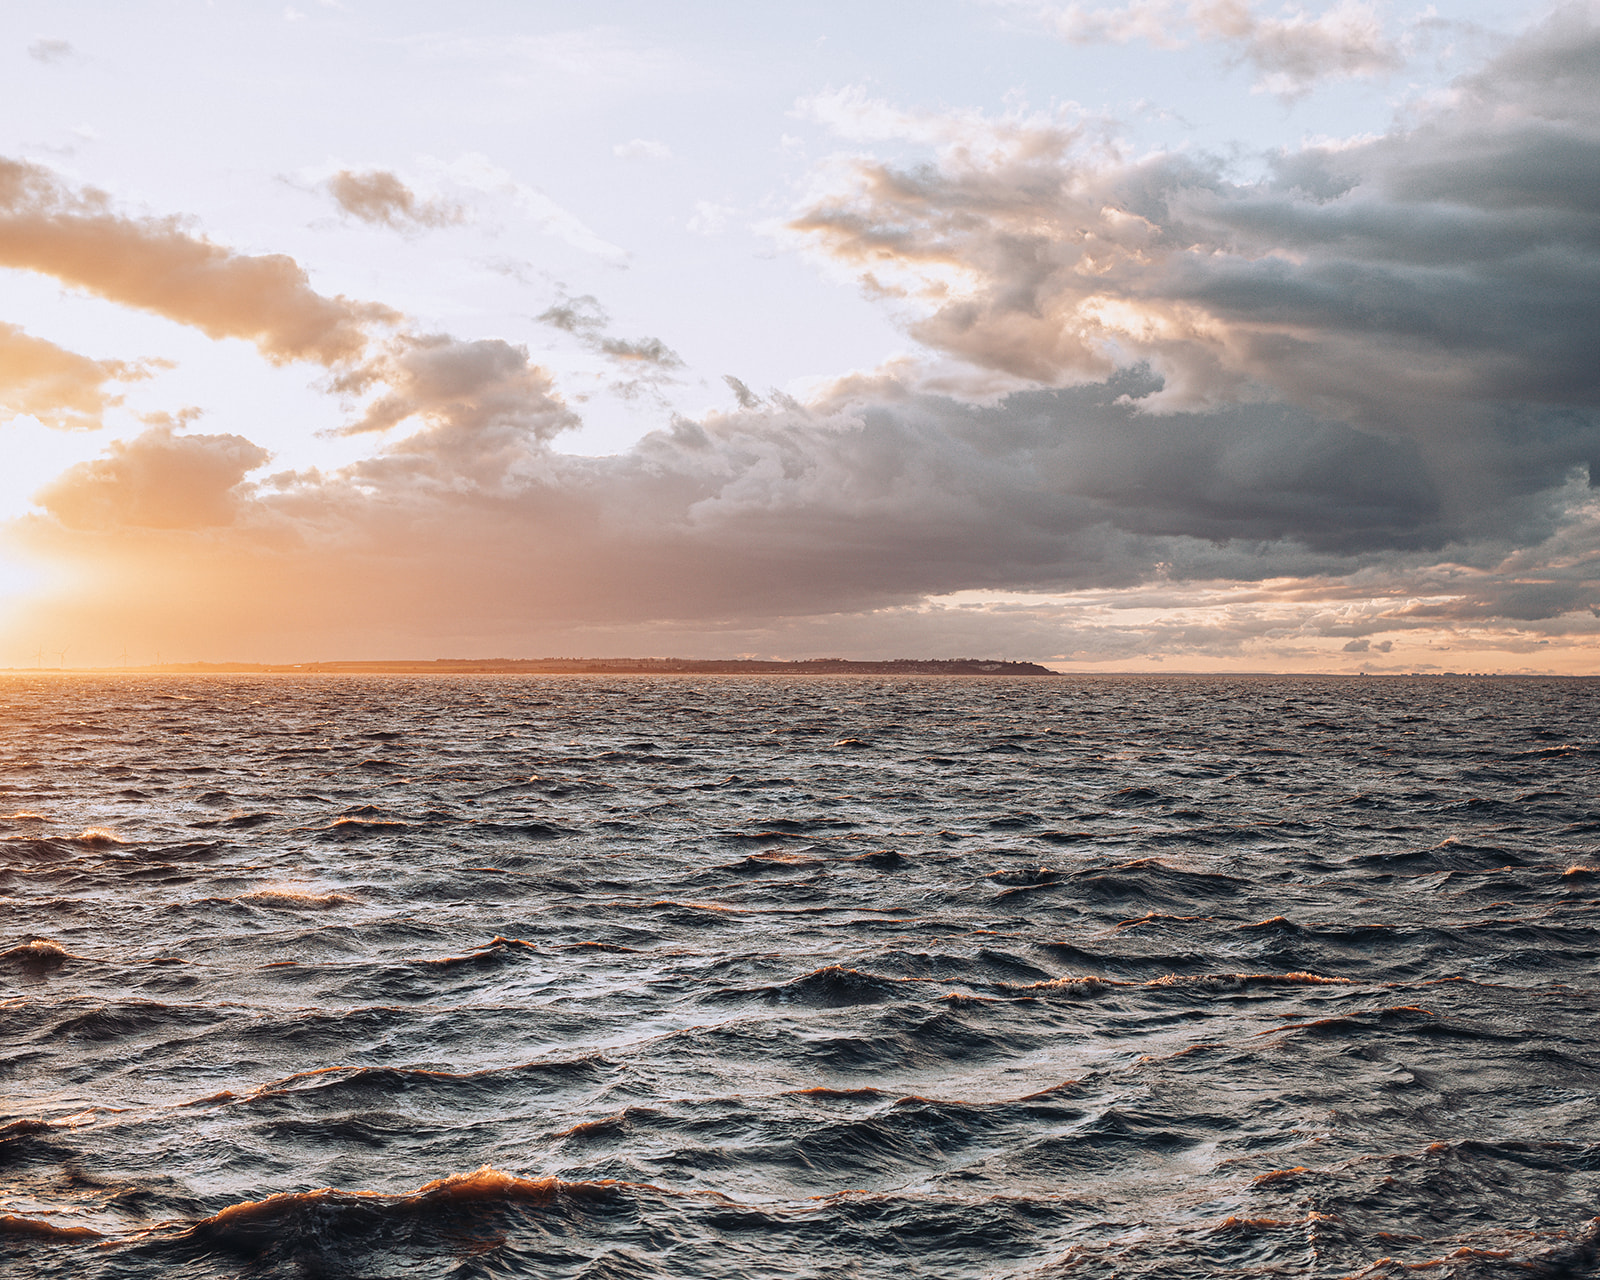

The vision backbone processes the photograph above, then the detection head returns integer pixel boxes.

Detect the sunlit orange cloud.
[0,321,142,430]
[325,169,465,231]
[0,157,397,366]
[33,423,270,531]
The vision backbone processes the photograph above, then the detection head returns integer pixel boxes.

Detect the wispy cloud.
[325,169,465,231]
[996,0,1404,96]
[537,292,684,402]
[27,38,75,65]
[0,322,146,430]
[400,27,690,92]
[613,138,673,162]
[439,153,627,264]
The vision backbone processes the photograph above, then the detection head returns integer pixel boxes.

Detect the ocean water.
[3,673,1599,1279]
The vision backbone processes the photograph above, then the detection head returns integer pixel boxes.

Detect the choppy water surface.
[3,674,1599,1278]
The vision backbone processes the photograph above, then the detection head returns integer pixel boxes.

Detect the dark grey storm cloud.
[175,371,1583,637]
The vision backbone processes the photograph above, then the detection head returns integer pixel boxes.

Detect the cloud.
[28,38,75,64]
[1002,0,1403,95]
[686,201,737,236]
[325,169,464,230]
[35,422,269,531]
[441,153,627,263]
[596,335,682,368]
[13,421,1598,671]
[335,333,578,465]
[537,293,608,336]
[724,375,763,409]
[9,360,1600,667]
[20,371,1592,616]
[613,138,672,162]
[1193,0,1402,95]
[796,85,1084,157]
[0,157,398,365]
[1017,0,1184,48]
[536,292,684,399]
[787,12,1600,527]
[0,323,142,430]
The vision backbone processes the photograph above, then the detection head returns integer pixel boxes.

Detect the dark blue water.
[3,674,1599,1277]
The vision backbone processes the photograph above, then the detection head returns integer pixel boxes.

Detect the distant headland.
[14,657,1060,676]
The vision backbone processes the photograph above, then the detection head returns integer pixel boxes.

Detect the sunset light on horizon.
[3,1,1598,673]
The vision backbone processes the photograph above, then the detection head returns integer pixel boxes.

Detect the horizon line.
[2,656,1592,679]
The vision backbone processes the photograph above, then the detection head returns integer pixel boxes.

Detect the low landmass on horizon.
[5,658,1586,677]
[7,656,1057,676]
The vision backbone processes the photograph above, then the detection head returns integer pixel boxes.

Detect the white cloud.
[686,201,736,236]
[27,38,75,64]
[613,138,673,162]
[998,0,1404,95]
[402,27,690,93]
[439,152,627,264]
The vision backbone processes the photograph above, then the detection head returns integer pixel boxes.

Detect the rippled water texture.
[3,674,1599,1278]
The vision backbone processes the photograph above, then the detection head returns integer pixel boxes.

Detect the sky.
[1,0,1597,672]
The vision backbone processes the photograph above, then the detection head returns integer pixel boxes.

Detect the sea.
[3,673,1599,1279]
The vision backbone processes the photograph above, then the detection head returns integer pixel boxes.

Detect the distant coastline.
[4,657,1061,676]
[5,660,1590,677]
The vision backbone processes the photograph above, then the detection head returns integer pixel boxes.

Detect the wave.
[472,820,579,839]
[223,1053,618,1114]
[0,1214,102,1241]
[73,827,127,845]
[234,888,358,909]
[1009,970,1355,999]
[0,938,72,967]
[738,965,926,1008]
[316,816,414,838]
[719,851,826,873]
[418,934,541,967]
[169,1167,720,1258]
